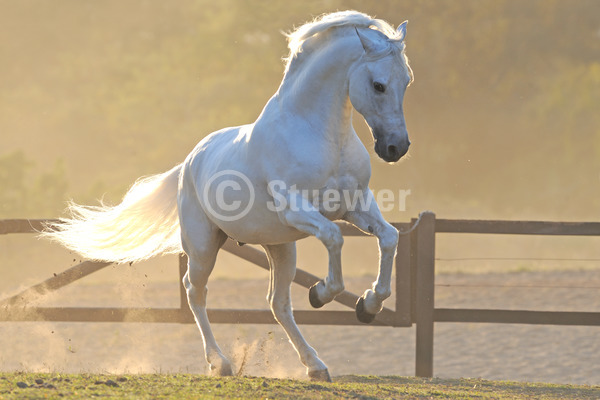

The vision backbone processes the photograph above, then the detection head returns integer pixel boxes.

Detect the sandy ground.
[0,270,599,386]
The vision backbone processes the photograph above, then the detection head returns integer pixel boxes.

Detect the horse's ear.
[397,21,408,42]
[355,27,388,54]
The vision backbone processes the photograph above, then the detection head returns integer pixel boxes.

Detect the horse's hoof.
[309,281,325,308]
[355,296,376,324]
[210,362,234,377]
[308,368,332,382]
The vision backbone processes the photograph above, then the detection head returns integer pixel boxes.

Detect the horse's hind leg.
[180,202,232,376]
[263,243,331,382]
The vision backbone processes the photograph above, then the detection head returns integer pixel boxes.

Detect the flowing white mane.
[284,11,403,73]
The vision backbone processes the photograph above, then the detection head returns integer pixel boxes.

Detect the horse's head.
[349,22,413,163]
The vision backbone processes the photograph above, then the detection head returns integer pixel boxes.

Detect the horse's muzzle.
[375,139,410,163]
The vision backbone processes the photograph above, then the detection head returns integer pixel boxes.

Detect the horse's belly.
[216,210,309,245]
[199,184,306,244]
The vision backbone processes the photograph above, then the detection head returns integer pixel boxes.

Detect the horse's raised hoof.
[355,296,377,324]
[309,280,325,308]
[308,368,332,382]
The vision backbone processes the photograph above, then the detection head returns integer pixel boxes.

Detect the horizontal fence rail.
[435,218,600,236]
[434,309,600,326]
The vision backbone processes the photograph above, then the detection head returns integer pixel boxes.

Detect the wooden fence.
[1,212,599,377]
[412,212,600,377]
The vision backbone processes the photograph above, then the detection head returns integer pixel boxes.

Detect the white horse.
[43,11,413,381]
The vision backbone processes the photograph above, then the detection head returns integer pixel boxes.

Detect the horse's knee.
[379,224,399,253]
[317,224,343,251]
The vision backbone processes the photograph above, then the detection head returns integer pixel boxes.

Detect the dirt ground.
[0,268,598,386]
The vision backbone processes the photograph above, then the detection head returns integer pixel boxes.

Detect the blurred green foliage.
[1,0,599,220]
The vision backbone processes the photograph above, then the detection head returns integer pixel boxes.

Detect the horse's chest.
[309,175,364,219]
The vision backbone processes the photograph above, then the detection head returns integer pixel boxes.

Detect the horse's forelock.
[283,11,401,72]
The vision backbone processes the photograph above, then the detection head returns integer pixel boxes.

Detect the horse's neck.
[277,33,361,143]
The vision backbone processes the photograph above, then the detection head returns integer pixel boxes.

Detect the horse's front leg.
[344,189,399,323]
[274,192,345,308]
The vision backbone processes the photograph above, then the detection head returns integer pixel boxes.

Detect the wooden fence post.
[394,230,412,327]
[415,211,436,378]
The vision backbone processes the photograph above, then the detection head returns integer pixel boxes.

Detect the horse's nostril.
[387,145,399,157]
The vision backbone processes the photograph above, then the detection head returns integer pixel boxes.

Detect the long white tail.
[42,164,183,263]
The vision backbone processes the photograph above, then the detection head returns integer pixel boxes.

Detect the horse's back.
[179,124,309,244]
[184,125,249,174]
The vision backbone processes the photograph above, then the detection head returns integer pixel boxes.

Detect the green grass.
[0,373,598,399]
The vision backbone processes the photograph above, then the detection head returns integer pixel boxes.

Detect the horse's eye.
[373,81,385,93]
